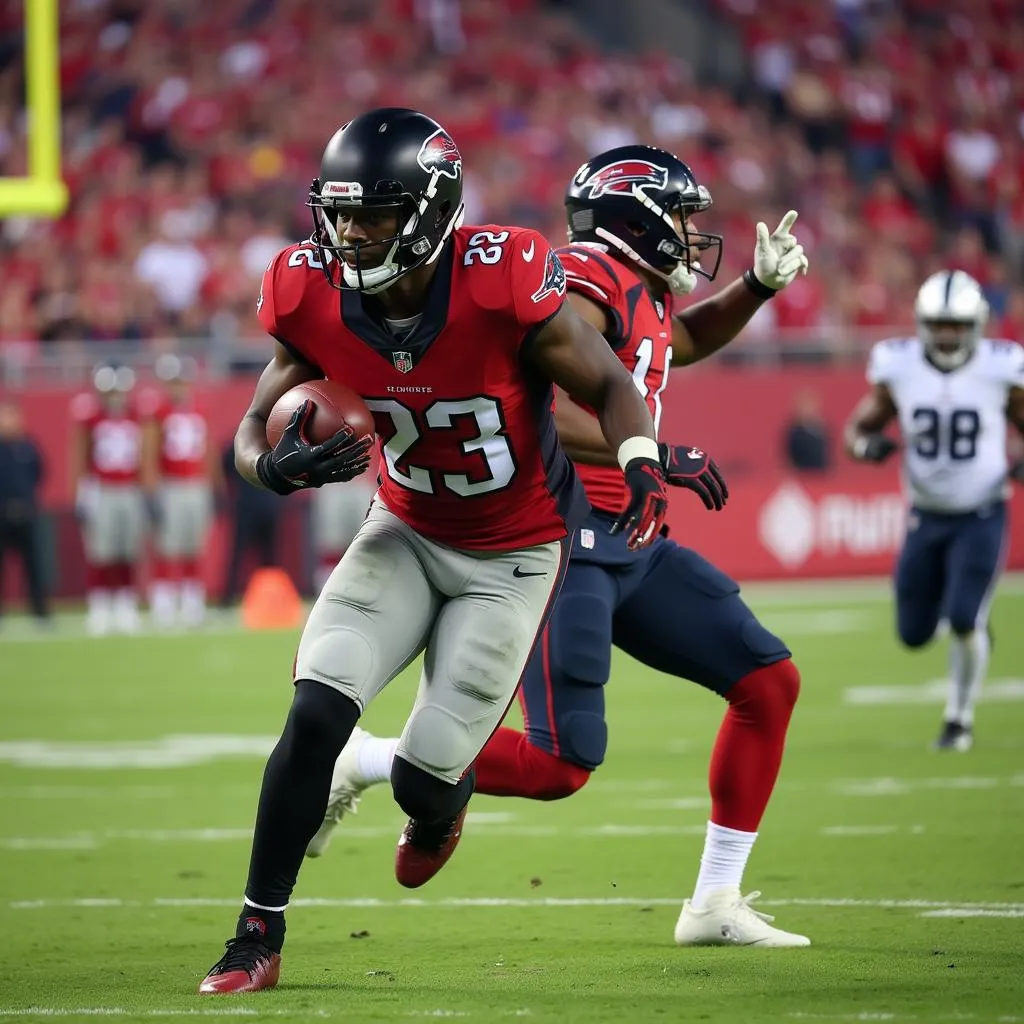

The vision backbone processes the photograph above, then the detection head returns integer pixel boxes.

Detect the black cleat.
[933,720,973,752]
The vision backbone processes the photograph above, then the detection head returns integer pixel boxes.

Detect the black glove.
[1010,459,1024,484]
[256,400,373,496]
[658,443,728,511]
[854,434,899,464]
[610,457,669,551]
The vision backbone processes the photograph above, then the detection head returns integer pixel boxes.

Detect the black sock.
[236,906,286,953]
[243,680,361,915]
[391,756,475,823]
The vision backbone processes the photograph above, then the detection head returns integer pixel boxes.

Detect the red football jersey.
[139,392,209,479]
[557,243,673,515]
[257,225,588,551]
[70,393,143,485]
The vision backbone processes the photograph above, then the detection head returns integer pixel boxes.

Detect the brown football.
[266,379,375,447]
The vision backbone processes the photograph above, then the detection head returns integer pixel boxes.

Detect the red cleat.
[395,805,469,888]
[199,937,281,995]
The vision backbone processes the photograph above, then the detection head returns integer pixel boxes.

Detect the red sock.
[180,556,200,582]
[114,562,135,589]
[708,659,800,833]
[473,727,590,800]
[151,554,174,584]
[86,564,111,590]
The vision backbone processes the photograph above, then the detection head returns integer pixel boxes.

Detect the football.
[265,379,375,447]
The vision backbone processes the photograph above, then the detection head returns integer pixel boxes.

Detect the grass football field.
[1,578,1022,1023]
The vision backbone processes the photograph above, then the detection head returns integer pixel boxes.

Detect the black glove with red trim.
[610,457,669,551]
[256,400,373,495]
[658,443,728,511]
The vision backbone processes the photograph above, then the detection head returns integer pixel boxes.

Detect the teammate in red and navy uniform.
[199,110,675,995]
[313,146,816,948]
[140,355,215,628]
[70,365,145,636]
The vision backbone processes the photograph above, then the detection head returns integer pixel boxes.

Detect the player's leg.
[612,539,807,947]
[305,563,607,856]
[893,509,948,651]
[391,534,568,887]
[110,487,145,633]
[304,544,589,858]
[200,505,440,994]
[149,483,181,628]
[82,485,118,636]
[936,502,1008,749]
[473,560,615,798]
[179,483,213,626]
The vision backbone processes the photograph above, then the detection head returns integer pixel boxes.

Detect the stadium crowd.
[0,0,1022,359]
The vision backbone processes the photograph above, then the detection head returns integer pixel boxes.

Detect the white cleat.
[305,726,372,858]
[674,888,811,947]
[86,608,112,637]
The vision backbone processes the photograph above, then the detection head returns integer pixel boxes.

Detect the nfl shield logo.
[392,350,414,374]
[580,528,595,550]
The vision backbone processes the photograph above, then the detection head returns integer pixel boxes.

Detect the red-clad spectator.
[998,288,1024,341]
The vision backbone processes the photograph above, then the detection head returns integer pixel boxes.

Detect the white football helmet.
[914,269,989,371]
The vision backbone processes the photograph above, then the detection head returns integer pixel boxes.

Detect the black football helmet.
[565,145,722,295]
[307,107,465,293]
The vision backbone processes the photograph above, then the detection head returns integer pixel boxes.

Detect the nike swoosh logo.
[522,240,535,263]
[512,565,546,578]
[277,451,300,463]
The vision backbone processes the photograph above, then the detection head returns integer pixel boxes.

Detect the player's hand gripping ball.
[258,381,375,495]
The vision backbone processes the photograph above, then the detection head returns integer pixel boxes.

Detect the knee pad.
[402,704,480,779]
[897,622,934,649]
[283,680,361,763]
[558,710,608,771]
[391,755,473,822]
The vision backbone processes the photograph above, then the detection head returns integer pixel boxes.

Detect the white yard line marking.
[8,896,1024,912]
[835,775,1024,797]
[844,679,1024,706]
[820,825,925,837]
[919,908,1024,919]
[0,1011,330,1019]
[0,823,710,848]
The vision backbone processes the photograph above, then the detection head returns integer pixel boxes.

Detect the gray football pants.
[294,501,568,783]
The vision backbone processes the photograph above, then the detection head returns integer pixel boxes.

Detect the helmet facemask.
[584,183,722,296]
[307,175,463,294]
[919,318,982,371]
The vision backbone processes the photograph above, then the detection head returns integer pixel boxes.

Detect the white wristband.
[852,435,868,460]
[617,436,660,472]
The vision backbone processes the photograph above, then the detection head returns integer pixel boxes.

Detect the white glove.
[753,210,809,291]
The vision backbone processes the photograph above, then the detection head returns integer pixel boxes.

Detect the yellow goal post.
[0,0,67,217]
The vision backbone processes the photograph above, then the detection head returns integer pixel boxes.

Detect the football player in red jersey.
[140,355,215,628]
[199,111,683,996]
[311,146,815,948]
[70,365,145,636]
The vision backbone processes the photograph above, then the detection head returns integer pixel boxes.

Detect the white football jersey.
[867,336,1024,513]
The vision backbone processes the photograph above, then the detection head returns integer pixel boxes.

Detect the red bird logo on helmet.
[417,129,463,180]
[580,160,669,199]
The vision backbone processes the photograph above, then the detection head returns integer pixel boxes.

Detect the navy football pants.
[894,502,1008,647]
[518,511,791,770]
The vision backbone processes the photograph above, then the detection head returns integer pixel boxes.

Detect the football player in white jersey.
[846,270,1024,750]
